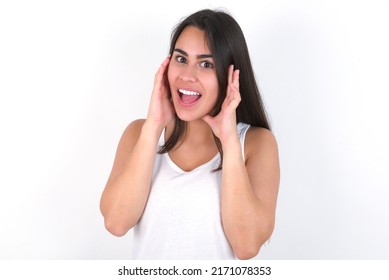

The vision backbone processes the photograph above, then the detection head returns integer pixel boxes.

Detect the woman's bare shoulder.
[245,127,278,162]
[118,119,146,152]
[123,118,146,136]
[123,119,146,136]
[106,119,146,182]
[244,126,280,201]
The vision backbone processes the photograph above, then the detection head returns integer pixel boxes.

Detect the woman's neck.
[166,119,215,148]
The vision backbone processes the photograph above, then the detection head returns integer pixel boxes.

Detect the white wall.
[0,0,388,259]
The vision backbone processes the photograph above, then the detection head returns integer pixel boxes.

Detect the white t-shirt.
[132,123,250,259]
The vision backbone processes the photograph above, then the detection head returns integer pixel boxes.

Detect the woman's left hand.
[202,64,241,144]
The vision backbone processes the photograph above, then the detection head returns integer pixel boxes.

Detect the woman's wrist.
[221,136,243,158]
[141,120,164,140]
[220,131,240,148]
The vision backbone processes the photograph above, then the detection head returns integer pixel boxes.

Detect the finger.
[227,64,234,85]
[232,69,240,88]
[225,65,235,99]
[227,84,241,108]
[155,56,171,83]
[162,55,171,68]
[233,89,241,106]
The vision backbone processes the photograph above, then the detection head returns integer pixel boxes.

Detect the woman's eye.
[200,61,214,68]
[176,56,187,63]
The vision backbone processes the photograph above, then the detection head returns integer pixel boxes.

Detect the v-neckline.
[163,152,220,174]
[161,128,220,174]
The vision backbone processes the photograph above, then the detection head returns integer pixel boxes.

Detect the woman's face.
[168,26,219,122]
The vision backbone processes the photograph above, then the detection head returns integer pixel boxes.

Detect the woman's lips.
[178,88,202,105]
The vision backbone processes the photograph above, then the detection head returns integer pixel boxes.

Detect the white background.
[0,0,388,259]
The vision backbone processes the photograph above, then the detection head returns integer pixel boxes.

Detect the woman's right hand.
[144,56,175,134]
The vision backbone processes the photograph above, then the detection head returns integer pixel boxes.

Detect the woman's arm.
[99,120,161,236]
[100,56,174,236]
[202,65,280,259]
[221,127,280,260]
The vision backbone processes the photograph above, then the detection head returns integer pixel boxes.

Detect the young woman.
[100,9,280,260]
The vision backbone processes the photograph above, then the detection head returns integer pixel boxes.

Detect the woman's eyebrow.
[173,48,213,59]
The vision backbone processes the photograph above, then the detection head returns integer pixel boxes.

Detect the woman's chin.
[176,112,207,123]
[176,113,197,122]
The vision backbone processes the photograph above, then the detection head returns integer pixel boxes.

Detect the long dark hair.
[159,9,271,169]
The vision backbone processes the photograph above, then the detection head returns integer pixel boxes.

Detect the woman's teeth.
[178,89,202,105]
[179,89,201,96]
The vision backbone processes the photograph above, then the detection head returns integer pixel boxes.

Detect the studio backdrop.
[0,0,388,259]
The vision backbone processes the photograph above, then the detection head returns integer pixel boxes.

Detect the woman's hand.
[144,56,175,133]
[202,65,241,144]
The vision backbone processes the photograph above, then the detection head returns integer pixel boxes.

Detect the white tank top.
[132,123,250,259]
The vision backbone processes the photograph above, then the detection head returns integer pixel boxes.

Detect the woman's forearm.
[100,123,161,236]
[221,139,272,259]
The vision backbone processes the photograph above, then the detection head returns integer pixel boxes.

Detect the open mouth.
[178,89,202,105]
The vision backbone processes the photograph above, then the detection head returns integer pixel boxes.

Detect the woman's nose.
[179,65,198,82]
